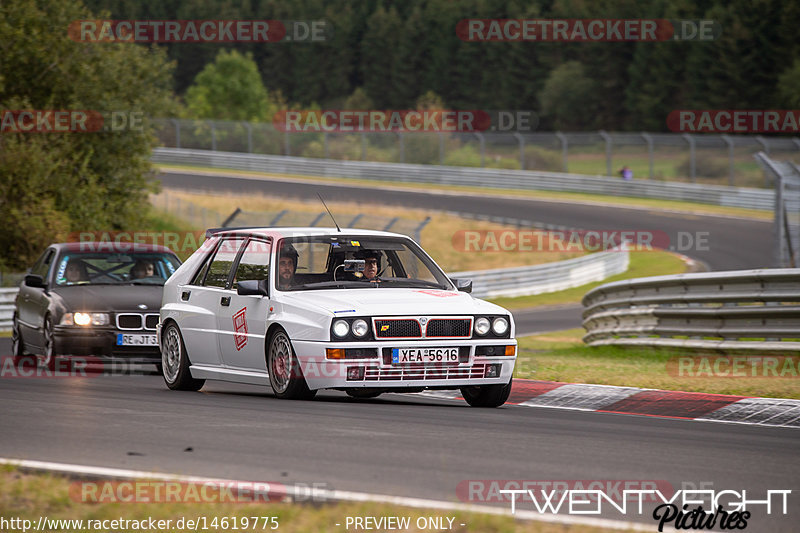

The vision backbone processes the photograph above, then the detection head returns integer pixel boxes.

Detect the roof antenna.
[318,193,341,232]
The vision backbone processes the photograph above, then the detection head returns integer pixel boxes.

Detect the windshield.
[54,252,181,286]
[277,236,452,291]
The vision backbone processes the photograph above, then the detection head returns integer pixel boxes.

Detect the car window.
[54,251,181,286]
[232,238,271,290]
[204,238,246,288]
[189,241,218,286]
[30,248,54,278]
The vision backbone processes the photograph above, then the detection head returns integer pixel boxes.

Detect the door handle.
[221,296,231,307]
[181,290,191,301]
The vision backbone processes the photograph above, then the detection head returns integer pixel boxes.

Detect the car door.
[177,237,246,367]
[216,237,272,371]
[17,247,56,350]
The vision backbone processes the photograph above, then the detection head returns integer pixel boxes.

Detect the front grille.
[116,313,159,331]
[374,319,421,338]
[361,364,489,381]
[426,318,472,338]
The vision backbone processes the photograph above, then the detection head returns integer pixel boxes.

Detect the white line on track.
[1,457,654,531]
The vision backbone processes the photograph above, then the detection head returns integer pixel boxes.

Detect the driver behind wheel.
[278,243,299,289]
[355,249,381,280]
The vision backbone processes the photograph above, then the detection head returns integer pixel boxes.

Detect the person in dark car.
[130,260,155,279]
[64,259,89,283]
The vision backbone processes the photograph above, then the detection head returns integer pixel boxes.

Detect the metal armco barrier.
[0,288,16,331]
[151,148,776,210]
[582,269,800,352]
[451,246,629,299]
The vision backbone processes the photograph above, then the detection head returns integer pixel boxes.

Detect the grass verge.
[156,164,772,221]
[515,329,800,399]
[489,250,688,309]
[0,468,616,533]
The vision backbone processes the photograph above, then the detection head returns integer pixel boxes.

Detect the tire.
[267,329,316,400]
[11,314,33,365]
[345,389,383,399]
[460,378,513,408]
[36,316,57,372]
[161,322,205,391]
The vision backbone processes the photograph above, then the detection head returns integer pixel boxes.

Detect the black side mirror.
[237,279,268,297]
[24,274,46,289]
[452,278,472,293]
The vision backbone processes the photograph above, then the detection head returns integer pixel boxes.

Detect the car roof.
[53,242,177,254]
[205,227,411,240]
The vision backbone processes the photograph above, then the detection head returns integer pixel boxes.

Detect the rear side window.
[232,239,271,290]
[204,238,246,288]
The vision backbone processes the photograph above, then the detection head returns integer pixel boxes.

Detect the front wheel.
[267,329,315,400]
[36,316,56,372]
[161,323,205,391]
[460,378,513,408]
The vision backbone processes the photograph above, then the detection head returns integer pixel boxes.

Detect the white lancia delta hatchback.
[158,228,517,407]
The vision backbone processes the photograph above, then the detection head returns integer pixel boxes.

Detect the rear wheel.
[161,322,205,391]
[36,316,56,372]
[460,378,513,408]
[267,329,315,400]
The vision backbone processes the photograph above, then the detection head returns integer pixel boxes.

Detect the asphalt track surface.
[158,170,772,271]
[0,349,797,531]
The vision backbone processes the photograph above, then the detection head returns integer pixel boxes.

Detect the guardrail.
[451,245,629,299]
[152,148,777,211]
[0,288,16,331]
[582,269,800,352]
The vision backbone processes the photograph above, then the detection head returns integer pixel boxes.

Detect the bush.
[675,155,728,179]
[523,146,563,172]
[443,145,483,167]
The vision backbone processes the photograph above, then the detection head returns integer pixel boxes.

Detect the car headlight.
[474,317,491,336]
[351,319,368,338]
[62,312,109,326]
[332,319,350,338]
[492,317,509,336]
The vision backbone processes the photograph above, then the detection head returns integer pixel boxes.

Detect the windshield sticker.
[333,309,356,313]
[56,257,69,282]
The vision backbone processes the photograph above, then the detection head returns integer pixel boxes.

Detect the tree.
[185,49,279,121]
[0,0,177,270]
[538,61,598,130]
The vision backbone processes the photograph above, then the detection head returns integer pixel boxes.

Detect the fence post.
[323,132,329,159]
[270,210,289,225]
[555,132,568,172]
[245,122,253,153]
[414,216,431,244]
[721,134,735,186]
[211,122,217,151]
[383,217,399,232]
[438,133,445,165]
[349,214,364,227]
[641,132,654,180]
[514,133,525,170]
[682,133,696,183]
[756,135,770,155]
[397,132,405,163]
[310,212,327,227]
[474,132,485,167]
[361,133,367,161]
[599,130,612,176]
[284,131,290,156]
[171,119,181,149]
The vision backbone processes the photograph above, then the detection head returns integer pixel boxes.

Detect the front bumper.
[53,326,160,361]
[292,339,517,391]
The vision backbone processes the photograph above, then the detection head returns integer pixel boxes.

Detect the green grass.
[514,329,800,399]
[0,468,616,533]
[489,250,688,309]
[156,163,772,221]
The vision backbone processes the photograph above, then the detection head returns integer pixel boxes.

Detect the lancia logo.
[419,317,428,325]
[138,304,147,310]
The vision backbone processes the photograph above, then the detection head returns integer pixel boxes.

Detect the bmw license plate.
[392,347,459,364]
[116,333,158,346]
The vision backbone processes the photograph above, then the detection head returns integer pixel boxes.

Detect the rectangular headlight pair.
[60,312,109,326]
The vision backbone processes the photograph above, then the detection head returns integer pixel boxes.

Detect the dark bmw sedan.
[11,242,181,370]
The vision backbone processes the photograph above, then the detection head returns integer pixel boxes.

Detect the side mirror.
[24,274,46,289]
[452,278,472,293]
[237,279,268,297]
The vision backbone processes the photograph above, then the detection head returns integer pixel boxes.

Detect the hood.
[52,284,164,313]
[280,288,509,317]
